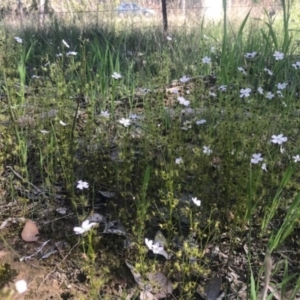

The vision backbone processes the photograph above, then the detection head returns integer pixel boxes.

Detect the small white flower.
[277,82,288,90]
[145,238,163,254]
[251,153,263,164]
[59,120,67,126]
[196,119,206,125]
[40,130,49,134]
[271,134,288,145]
[14,36,23,44]
[261,163,267,172]
[56,53,63,57]
[293,155,300,162]
[240,88,251,98]
[15,280,27,293]
[73,219,97,235]
[238,67,247,75]
[181,120,192,130]
[264,67,273,76]
[258,87,264,95]
[276,90,284,98]
[180,75,190,83]
[175,157,183,164]
[100,110,110,118]
[273,51,284,60]
[202,56,211,64]
[111,72,122,79]
[77,180,89,190]
[178,96,190,106]
[31,75,40,79]
[166,35,172,41]
[218,85,227,92]
[119,118,131,127]
[203,145,212,155]
[62,39,70,48]
[210,46,215,52]
[292,61,300,69]
[244,51,257,58]
[209,91,216,97]
[66,51,77,56]
[129,114,139,120]
[266,92,275,99]
[192,197,201,207]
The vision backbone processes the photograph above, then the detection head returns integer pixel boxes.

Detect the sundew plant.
[1,0,300,299]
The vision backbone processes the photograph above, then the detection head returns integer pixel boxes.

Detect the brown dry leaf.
[21,220,39,242]
[147,271,173,298]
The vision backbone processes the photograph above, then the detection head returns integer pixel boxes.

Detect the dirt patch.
[0,237,88,300]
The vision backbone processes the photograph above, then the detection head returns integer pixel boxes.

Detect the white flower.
[73,219,97,235]
[273,51,284,60]
[15,280,27,293]
[261,163,267,172]
[175,157,183,164]
[40,130,49,134]
[244,51,257,58]
[145,238,163,254]
[100,110,110,118]
[240,88,251,98]
[271,134,288,145]
[129,114,139,120]
[209,92,216,97]
[31,75,40,79]
[181,120,192,130]
[196,119,206,125]
[257,87,264,95]
[238,67,247,75]
[177,96,190,106]
[111,72,122,79]
[266,92,275,99]
[192,197,201,207]
[62,39,70,48]
[277,82,288,90]
[203,145,212,155]
[264,67,273,76]
[66,51,77,56]
[276,90,283,98]
[218,85,227,92]
[59,120,67,126]
[180,75,190,83]
[14,36,23,44]
[166,35,172,41]
[292,61,300,69]
[251,153,263,164]
[202,56,211,64]
[293,155,300,162]
[119,118,131,127]
[56,53,63,57]
[210,46,215,52]
[77,180,89,190]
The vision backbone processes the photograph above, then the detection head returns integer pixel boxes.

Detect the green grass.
[1,0,300,299]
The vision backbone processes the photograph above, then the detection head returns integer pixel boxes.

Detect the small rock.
[21,220,39,242]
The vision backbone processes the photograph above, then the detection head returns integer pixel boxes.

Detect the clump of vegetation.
[1,0,300,299]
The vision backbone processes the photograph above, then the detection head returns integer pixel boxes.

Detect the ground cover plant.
[1,0,300,299]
